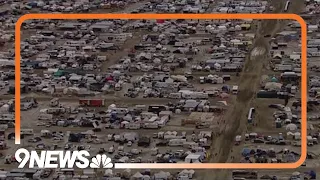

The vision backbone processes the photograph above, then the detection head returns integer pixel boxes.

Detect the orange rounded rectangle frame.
[15,14,307,169]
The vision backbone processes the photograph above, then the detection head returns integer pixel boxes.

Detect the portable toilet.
[110,111,117,123]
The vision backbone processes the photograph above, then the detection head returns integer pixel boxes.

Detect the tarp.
[242,148,251,156]
[309,170,316,179]
[54,70,63,77]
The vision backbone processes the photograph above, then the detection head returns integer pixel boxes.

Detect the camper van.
[199,77,205,84]
[232,86,239,94]
[274,64,293,71]
[211,53,225,58]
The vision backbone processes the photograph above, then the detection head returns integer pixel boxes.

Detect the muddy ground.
[200,0,306,179]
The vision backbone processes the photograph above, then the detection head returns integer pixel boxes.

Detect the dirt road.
[204,29,268,180]
[200,0,306,179]
[100,31,144,72]
[98,1,149,72]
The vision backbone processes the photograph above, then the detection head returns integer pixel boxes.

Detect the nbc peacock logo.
[90,154,113,168]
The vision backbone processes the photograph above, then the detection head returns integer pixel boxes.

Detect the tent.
[132,172,143,179]
[242,148,251,157]
[294,132,301,140]
[286,123,298,131]
[154,171,170,180]
[292,171,300,177]
[271,76,278,82]
[142,175,151,180]
[264,82,282,91]
[104,169,113,177]
[0,104,9,112]
[220,93,229,99]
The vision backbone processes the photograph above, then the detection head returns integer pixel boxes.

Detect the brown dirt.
[100,31,144,72]
[201,0,307,179]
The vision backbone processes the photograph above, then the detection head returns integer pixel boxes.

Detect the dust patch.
[251,47,266,57]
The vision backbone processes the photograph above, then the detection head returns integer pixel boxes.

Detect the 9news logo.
[15,148,113,169]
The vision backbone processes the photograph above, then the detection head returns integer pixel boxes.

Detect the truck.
[79,99,105,107]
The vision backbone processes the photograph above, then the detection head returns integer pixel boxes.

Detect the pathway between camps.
[201,0,306,179]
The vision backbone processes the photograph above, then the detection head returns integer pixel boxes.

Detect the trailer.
[79,99,105,107]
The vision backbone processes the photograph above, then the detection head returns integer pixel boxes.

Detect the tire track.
[209,0,305,179]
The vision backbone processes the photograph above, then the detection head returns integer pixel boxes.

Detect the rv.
[211,52,225,58]
[274,64,293,71]
[144,123,159,129]
[169,93,182,99]
[21,129,34,136]
[38,113,53,121]
[169,139,187,146]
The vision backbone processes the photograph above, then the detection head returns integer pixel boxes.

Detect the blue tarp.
[309,170,316,179]
[242,148,251,157]
[27,2,38,7]
[221,85,230,92]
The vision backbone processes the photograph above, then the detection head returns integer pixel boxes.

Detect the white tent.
[214,63,221,70]
[217,25,227,31]
[235,25,241,31]
[104,169,113,177]
[108,104,116,110]
[264,82,282,91]
[123,114,133,121]
[132,172,143,179]
[142,175,151,180]
[153,58,161,64]
[286,123,297,131]
[179,170,195,178]
[294,132,301,140]
[154,171,170,180]
[0,104,9,112]
[292,171,300,176]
